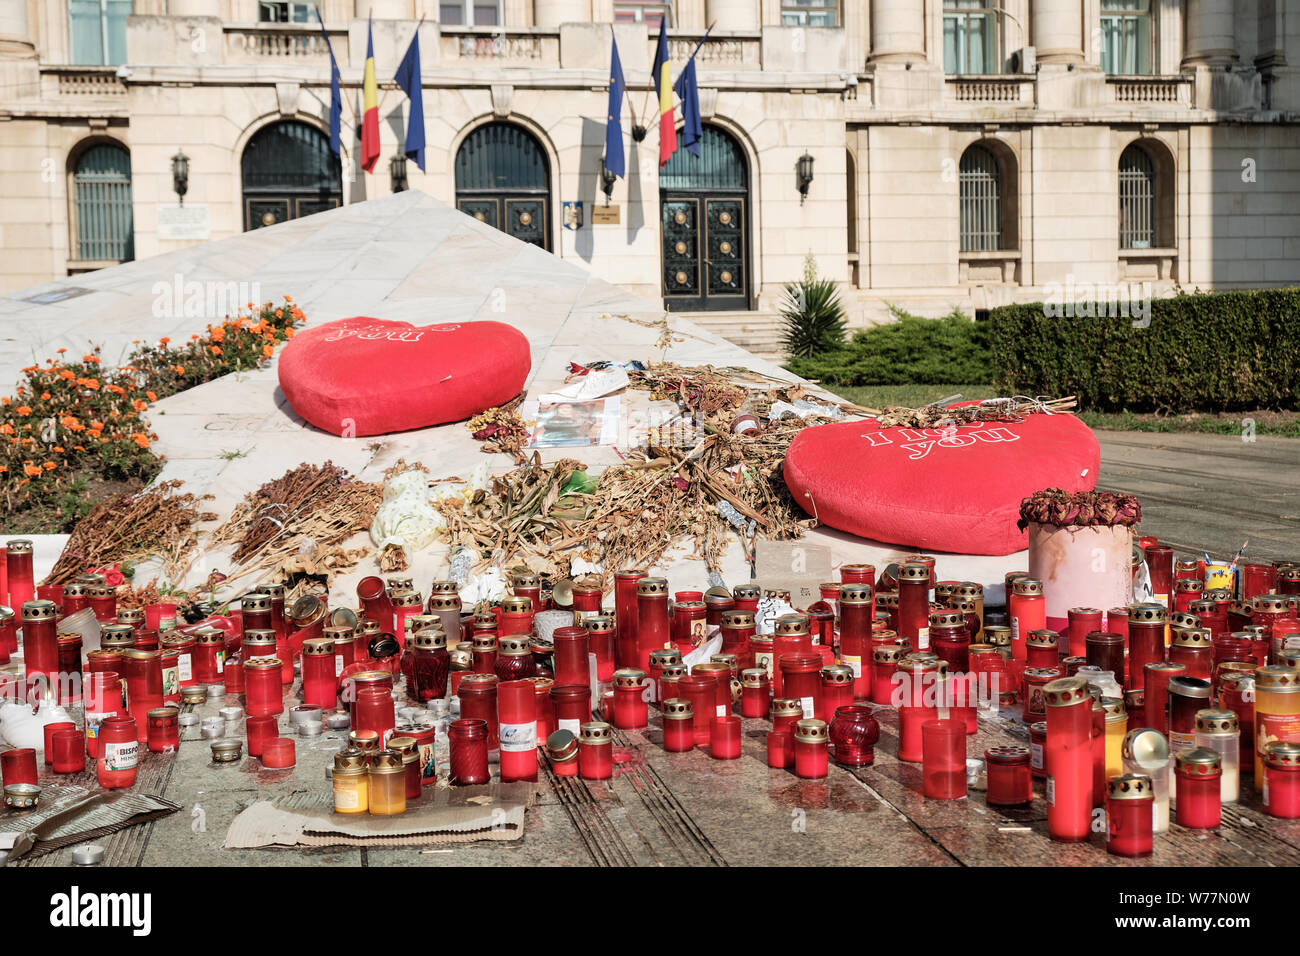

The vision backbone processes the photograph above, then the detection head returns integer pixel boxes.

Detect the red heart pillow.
[278,317,531,437]
[783,408,1100,555]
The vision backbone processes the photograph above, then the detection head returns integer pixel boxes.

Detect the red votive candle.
[146,707,179,754]
[1044,676,1092,843]
[578,722,613,780]
[2,747,38,787]
[612,668,649,730]
[1174,748,1222,829]
[1107,773,1154,857]
[768,730,794,768]
[829,704,879,767]
[710,715,742,760]
[448,718,490,785]
[1067,607,1103,659]
[96,715,139,789]
[244,657,284,718]
[458,673,500,750]
[740,668,771,718]
[985,745,1033,807]
[43,720,76,764]
[614,568,646,670]
[636,578,670,672]
[51,729,86,774]
[662,699,694,752]
[498,679,538,783]
[1263,742,1300,818]
[793,719,829,779]
[245,714,278,758]
[897,563,932,649]
[678,673,717,745]
[922,718,966,799]
[550,683,592,738]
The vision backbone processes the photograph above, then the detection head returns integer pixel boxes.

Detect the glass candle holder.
[612,668,649,730]
[614,569,647,670]
[1025,629,1060,670]
[1065,608,1103,659]
[818,665,854,726]
[1253,665,1300,790]
[985,745,1032,807]
[897,563,932,649]
[1174,747,1222,828]
[498,679,538,783]
[51,729,86,774]
[1170,627,1214,681]
[1123,728,1171,833]
[871,645,905,706]
[671,600,707,652]
[244,658,284,718]
[719,610,756,672]
[1,747,38,787]
[5,540,35,609]
[583,615,616,682]
[1009,579,1046,662]
[636,578,670,672]
[301,637,338,711]
[768,730,794,769]
[838,586,874,697]
[929,611,971,674]
[1195,709,1239,803]
[922,718,966,800]
[1022,666,1062,725]
[840,563,875,585]
[1143,661,1187,735]
[750,633,775,683]
[828,704,879,767]
[779,652,822,721]
[495,636,536,683]
[96,715,139,789]
[740,668,771,719]
[1144,543,1174,610]
[545,730,580,778]
[448,718,491,785]
[1085,631,1127,690]
[1101,697,1128,779]
[578,722,613,780]
[1263,741,1300,818]
[1167,676,1212,783]
[661,699,694,753]
[367,749,407,814]
[550,683,592,737]
[793,719,829,779]
[678,673,718,745]
[471,633,499,676]
[710,715,742,760]
[1043,676,1093,843]
[1107,773,1154,857]
[21,600,58,685]
[771,698,803,737]
[458,673,500,751]
[146,707,179,754]
[333,749,369,814]
[552,626,590,689]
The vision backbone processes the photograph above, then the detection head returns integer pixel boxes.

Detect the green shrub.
[780,255,848,358]
[785,307,991,386]
[988,287,1300,412]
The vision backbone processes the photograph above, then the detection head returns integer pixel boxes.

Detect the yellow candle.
[1253,666,1300,791]
[333,749,369,814]
[368,750,407,815]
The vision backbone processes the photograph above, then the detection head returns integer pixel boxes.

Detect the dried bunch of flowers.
[1017,488,1143,531]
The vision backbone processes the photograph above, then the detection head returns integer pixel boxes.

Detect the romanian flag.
[652,21,676,168]
[360,14,380,173]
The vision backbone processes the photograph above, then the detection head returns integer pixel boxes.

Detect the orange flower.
[106,385,125,396]
[15,405,31,416]
[284,295,293,303]
[210,345,222,356]
[40,392,50,400]
[72,445,86,452]
[90,420,104,430]
[43,461,56,471]
[23,464,40,477]
[57,348,67,354]
[284,328,296,338]
[210,327,226,343]
[146,391,157,402]
[0,466,6,474]
[0,425,12,436]
[262,344,274,359]
[52,446,64,453]
[131,433,150,449]
[275,309,283,319]
[159,337,170,345]
[0,397,8,405]
[84,355,100,364]
[132,399,147,412]
[58,369,75,381]
[172,365,185,375]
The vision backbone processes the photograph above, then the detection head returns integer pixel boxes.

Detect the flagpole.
[378,14,426,115]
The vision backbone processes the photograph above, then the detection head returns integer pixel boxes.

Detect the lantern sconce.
[796,152,815,205]
[171,149,189,206]
[390,153,408,193]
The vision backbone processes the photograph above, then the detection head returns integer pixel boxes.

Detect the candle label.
[1046,776,1055,806]
[843,655,862,679]
[1258,714,1300,756]
[1031,742,1043,770]
[800,696,815,719]
[334,786,360,810]
[755,651,773,678]
[716,704,728,718]
[500,722,537,753]
[558,718,580,736]
[103,739,139,771]
[215,650,225,674]
[916,627,930,650]
[161,664,179,697]
[177,653,193,682]
[335,655,345,677]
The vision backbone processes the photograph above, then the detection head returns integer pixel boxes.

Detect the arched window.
[455,122,551,249]
[241,121,342,230]
[72,142,133,262]
[1118,143,1157,249]
[959,144,1001,252]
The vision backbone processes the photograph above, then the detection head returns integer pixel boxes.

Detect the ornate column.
[706,0,759,32]
[0,0,36,57]
[867,0,925,63]
[1031,0,1084,65]
[1182,0,1236,68]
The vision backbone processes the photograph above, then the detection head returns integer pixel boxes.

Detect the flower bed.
[1,297,302,532]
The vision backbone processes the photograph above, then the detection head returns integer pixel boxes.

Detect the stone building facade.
[1,0,1297,327]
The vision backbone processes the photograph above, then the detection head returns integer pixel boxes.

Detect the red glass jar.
[159,634,196,693]
[767,730,794,768]
[793,719,829,779]
[122,648,164,737]
[301,637,338,711]
[21,600,58,684]
[837,585,874,696]
[447,718,490,785]
[1143,661,1187,734]
[471,632,499,676]
[495,636,536,683]
[411,628,450,702]
[922,718,966,799]
[1029,721,1047,779]
[82,670,122,759]
[705,589,735,628]
[1022,666,1062,725]
[1107,773,1154,857]
[1241,562,1276,601]
[1263,741,1300,818]
[146,706,179,754]
[871,645,905,706]
[55,632,83,704]
[1044,676,1093,843]
[778,653,822,721]
[877,592,899,633]
[87,585,117,625]
[1173,579,1204,616]
[1145,543,1175,610]
[897,563,932,649]
[636,578,670,671]
[613,569,647,670]
[552,625,589,689]
[671,600,707,653]
[612,668,649,729]
[459,673,500,750]
[245,715,277,758]
[1127,603,1167,692]
[550,683,592,738]
[1025,629,1060,670]
[840,563,875,585]
[51,729,85,774]
[43,720,75,765]
[497,595,532,642]
[1170,627,1214,681]
[719,610,756,670]
[818,664,854,726]
[677,673,717,745]
[985,745,1032,807]
[1125,687,1146,728]
[770,697,802,735]
[96,714,139,789]
[929,611,970,674]
[1218,672,1255,757]
[773,616,812,697]
[710,715,742,759]
[578,722,613,779]
[1174,748,1222,828]
[1,747,37,786]
[647,647,681,704]
[192,629,226,685]
[0,606,15,660]
[497,679,538,783]
[223,655,244,695]
[1085,631,1127,689]
[583,615,616,682]
[694,661,733,718]
[896,659,943,763]
[1008,579,1046,661]
[244,657,284,718]
[353,681,397,747]
[749,633,775,684]
[829,704,879,767]
[661,699,694,752]
[242,629,276,663]
[5,540,35,609]
[1066,608,1103,659]
[241,592,272,636]
[1190,598,1227,641]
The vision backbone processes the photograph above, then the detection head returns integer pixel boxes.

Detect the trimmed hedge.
[785,309,991,386]
[988,287,1300,412]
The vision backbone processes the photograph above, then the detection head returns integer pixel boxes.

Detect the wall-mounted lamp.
[390,153,408,193]
[631,124,647,142]
[796,152,815,205]
[171,149,189,206]
[600,161,617,204]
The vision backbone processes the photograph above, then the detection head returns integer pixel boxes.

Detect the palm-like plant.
[780,256,847,358]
